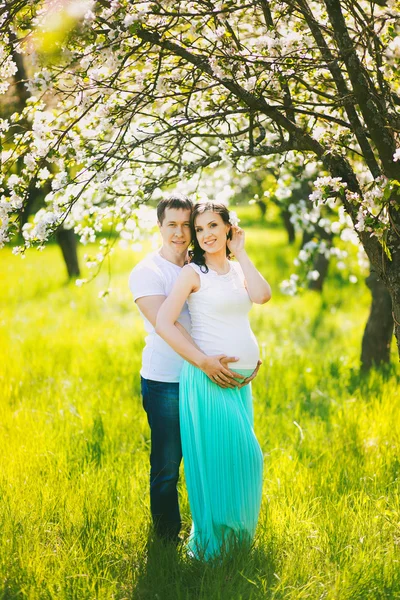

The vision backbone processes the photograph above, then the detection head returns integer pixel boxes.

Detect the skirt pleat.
[179,362,263,560]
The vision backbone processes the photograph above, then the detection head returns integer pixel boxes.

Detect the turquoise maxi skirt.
[179,361,263,560]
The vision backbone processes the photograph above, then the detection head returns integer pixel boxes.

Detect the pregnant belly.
[194,329,260,371]
[227,347,259,371]
[226,327,260,370]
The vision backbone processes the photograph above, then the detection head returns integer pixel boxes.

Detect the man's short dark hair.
[157,195,193,224]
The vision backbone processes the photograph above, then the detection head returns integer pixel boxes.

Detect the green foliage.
[232,203,282,229]
[0,228,399,599]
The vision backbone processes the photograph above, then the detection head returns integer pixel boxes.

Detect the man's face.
[158,207,192,256]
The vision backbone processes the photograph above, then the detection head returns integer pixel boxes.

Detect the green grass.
[1,228,399,599]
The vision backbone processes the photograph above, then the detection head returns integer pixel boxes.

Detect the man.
[129,196,259,543]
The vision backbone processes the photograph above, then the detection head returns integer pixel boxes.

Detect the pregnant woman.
[156,201,271,560]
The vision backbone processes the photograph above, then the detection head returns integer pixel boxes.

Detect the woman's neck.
[205,249,229,273]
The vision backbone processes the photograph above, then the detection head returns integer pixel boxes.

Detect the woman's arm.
[136,295,201,349]
[156,265,244,388]
[229,226,272,304]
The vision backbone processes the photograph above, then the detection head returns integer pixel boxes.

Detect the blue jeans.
[140,377,182,541]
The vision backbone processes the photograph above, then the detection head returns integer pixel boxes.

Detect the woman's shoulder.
[179,263,201,293]
[180,263,202,279]
[184,262,203,275]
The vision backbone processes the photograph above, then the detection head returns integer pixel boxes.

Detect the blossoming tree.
[1,0,400,356]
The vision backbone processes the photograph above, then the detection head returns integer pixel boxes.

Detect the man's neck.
[159,246,187,267]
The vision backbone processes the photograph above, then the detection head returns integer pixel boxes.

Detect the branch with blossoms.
[280,172,369,295]
[1,0,400,351]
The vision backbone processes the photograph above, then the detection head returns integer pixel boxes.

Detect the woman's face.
[194,211,230,254]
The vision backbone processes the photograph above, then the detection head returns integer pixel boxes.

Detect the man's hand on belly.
[200,355,245,389]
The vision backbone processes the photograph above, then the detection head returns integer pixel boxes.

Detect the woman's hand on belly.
[234,360,262,388]
[199,355,246,388]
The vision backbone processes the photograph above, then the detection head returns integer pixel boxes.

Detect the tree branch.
[296,0,381,179]
[323,0,400,178]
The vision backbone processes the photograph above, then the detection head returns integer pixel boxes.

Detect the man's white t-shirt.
[129,251,191,383]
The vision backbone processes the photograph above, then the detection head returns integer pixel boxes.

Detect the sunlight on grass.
[1,229,399,599]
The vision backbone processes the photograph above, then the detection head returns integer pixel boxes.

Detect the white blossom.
[7,175,20,188]
[280,274,299,296]
[228,211,240,226]
[0,42,17,95]
[1,0,398,291]
[38,167,51,180]
[307,270,320,281]
[355,207,366,232]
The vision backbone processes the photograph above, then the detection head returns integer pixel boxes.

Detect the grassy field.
[1,226,400,600]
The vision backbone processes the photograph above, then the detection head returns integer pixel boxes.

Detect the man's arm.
[136,295,260,388]
[136,282,244,388]
[136,295,199,348]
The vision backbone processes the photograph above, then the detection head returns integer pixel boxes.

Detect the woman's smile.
[194,211,230,254]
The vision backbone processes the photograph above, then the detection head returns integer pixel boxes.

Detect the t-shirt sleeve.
[129,262,165,301]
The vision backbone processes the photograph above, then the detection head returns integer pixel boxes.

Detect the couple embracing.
[129,196,271,561]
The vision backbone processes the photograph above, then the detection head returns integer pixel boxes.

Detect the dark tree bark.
[5,0,400,361]
[319,0,400,358]
[256,199,267,217]
[8,40,81,278]
[56,228,81,278]
[7,33,38,229]
[10,41,30,112]
[361,271,394,370]
[308,249,330,292]
[302,229,332,291]
[281,208,296,244]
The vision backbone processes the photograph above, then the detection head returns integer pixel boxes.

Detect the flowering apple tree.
[1,0,400,354]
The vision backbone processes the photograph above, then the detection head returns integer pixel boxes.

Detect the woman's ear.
[227,226,232,240]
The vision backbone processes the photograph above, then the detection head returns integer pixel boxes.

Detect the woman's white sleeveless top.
[187,261,260,370]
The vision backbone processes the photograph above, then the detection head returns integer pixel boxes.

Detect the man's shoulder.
[128,253,166,296]
[130,252,163,276]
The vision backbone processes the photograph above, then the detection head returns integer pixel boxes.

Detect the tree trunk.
[384,208,400,363]
[391,289,400,361]
[9,47,81,279]
[56,228,81,278]
[383,273,400,363]
[10,35,30,113]
[256,200,267,218]
[281,208,295,244]
[308,250,330,292]
[302,229,332,292]
[359,204,400,363]
[361,270,393,370]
